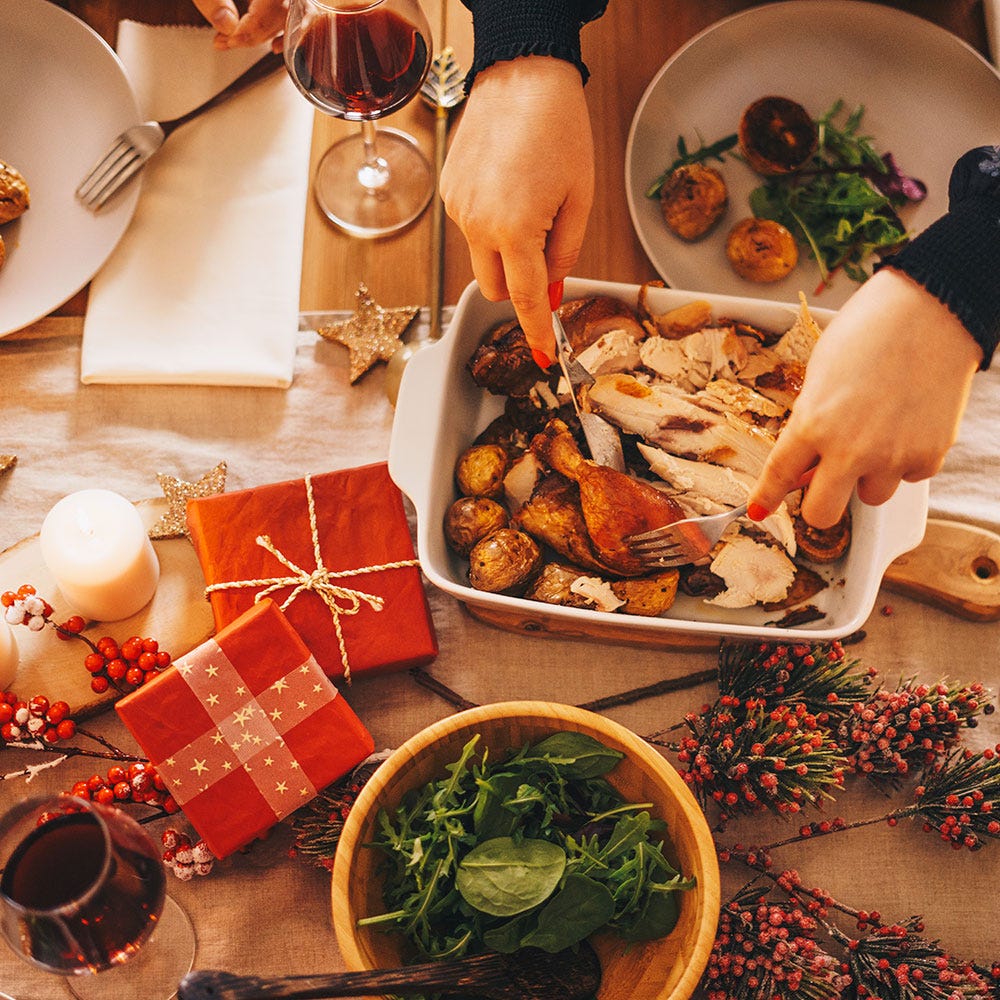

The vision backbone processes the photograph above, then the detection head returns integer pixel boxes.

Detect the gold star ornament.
[0,455,15,477]
[148,461,228,540]
[317,282,419,383]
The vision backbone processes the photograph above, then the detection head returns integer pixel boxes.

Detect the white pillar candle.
[0,622,17,690]
[39,490,160,623]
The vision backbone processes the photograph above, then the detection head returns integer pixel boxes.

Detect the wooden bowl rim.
[331,701,720,1000]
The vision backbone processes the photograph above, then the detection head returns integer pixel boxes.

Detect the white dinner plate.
[625,1,1000,309]
[0,0,140,336]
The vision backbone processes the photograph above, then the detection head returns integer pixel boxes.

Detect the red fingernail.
[532,348,554,370]
[747,502,771,522]
[548,280,564,312]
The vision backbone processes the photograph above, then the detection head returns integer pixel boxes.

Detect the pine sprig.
[718,640,874,726]
[677,698,847,822]
[840,916,994,1000]
[288,751,392,868]
[914,744,1000,851]
[703,883,849,1000]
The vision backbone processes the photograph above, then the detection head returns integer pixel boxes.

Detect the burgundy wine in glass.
[0,794,195,1000]
[284,0,434,237]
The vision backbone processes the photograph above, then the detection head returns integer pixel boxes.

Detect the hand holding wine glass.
[0,794,195,1000]
[284,0,434,237]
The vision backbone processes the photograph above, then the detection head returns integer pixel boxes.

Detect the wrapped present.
[185,463,438,681]
[116,599,375,858]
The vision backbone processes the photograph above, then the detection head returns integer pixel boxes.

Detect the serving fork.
[75,49,284,212]
[626,470,814,568]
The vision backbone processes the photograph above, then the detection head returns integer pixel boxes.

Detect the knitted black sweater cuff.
[462,0,593,91]
[877,197,1000,369]
[876,146,1000,370]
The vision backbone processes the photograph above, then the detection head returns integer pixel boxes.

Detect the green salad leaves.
[359,731,696,961]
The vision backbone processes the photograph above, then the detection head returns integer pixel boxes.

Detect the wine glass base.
[65,896,196,1000]
[315,127,433,238]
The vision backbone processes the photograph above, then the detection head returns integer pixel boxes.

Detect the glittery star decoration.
[148,461,228,540]
[0,455,15,478]
[317,281,419,383]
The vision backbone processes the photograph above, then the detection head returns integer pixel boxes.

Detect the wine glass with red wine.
[0,794,195,1000]
[284,0,434,237]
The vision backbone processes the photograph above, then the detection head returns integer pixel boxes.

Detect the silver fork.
[76,49,283,212]
[626,470,814,568]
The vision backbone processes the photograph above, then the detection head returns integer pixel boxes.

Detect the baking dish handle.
[388,338,448,515]
[875,480,929,572]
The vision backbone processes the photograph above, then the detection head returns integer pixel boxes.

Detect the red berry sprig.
[0,690,76,745]
[3,585,172,695]
[82,634,172,695]
[68,760,178,815]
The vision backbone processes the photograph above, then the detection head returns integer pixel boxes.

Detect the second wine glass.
[0,794,195,1000]
[284,0,434,237]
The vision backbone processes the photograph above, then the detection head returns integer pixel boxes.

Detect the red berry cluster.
[839,680,992,782]
[82,634,171,695]
[703,887,848,1000]
[2,584,52,630]
[161,828,215,880]
[0,691,75,745]
[69,761,177,814]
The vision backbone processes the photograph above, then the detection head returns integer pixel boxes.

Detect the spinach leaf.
[520,874,616,953]
[524,731,625,778]
[456,837,566,917]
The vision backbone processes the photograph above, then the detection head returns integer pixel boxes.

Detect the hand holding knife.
[547,281,626,472]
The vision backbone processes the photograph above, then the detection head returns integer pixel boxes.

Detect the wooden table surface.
[45,0,991,323]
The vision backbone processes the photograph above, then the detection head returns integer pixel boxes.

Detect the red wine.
[0,811,165,973]
[290,8,429,119]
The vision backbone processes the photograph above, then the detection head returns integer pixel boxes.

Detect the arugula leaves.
[360,731,696,963]
[748,101,923,287]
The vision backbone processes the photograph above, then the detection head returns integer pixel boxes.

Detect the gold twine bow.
[204,473,419,682]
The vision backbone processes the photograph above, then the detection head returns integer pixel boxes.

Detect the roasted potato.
[0,161,30,225]
[659,163,728,241]
[725,218,799,282]
[455,443,510,499]
[611,570,680,617]
[525,563,608,610]
[738,96,817,176]
[468,528,542,595]
[444,496,510,557]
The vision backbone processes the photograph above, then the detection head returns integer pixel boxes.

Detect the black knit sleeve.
[876,146,1000,369]
[460,0,609,92]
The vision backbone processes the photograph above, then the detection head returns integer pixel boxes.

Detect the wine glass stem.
[357,120,389,194]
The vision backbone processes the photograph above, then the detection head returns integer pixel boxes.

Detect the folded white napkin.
[81,21,313,387]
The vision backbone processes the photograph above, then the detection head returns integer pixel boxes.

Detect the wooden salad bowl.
[332,701,720,1000]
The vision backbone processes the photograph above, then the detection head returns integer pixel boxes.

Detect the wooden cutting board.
[0,499,215,717]
[468,518,1000,647]
[881,517,1000,622]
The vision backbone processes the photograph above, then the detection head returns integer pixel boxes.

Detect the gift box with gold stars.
[116,598,374,858]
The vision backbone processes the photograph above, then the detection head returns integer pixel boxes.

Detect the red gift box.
[116,599,375,858]
[185,463,438,681]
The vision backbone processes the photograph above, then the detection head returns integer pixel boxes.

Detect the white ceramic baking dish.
[389,277,928,644]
